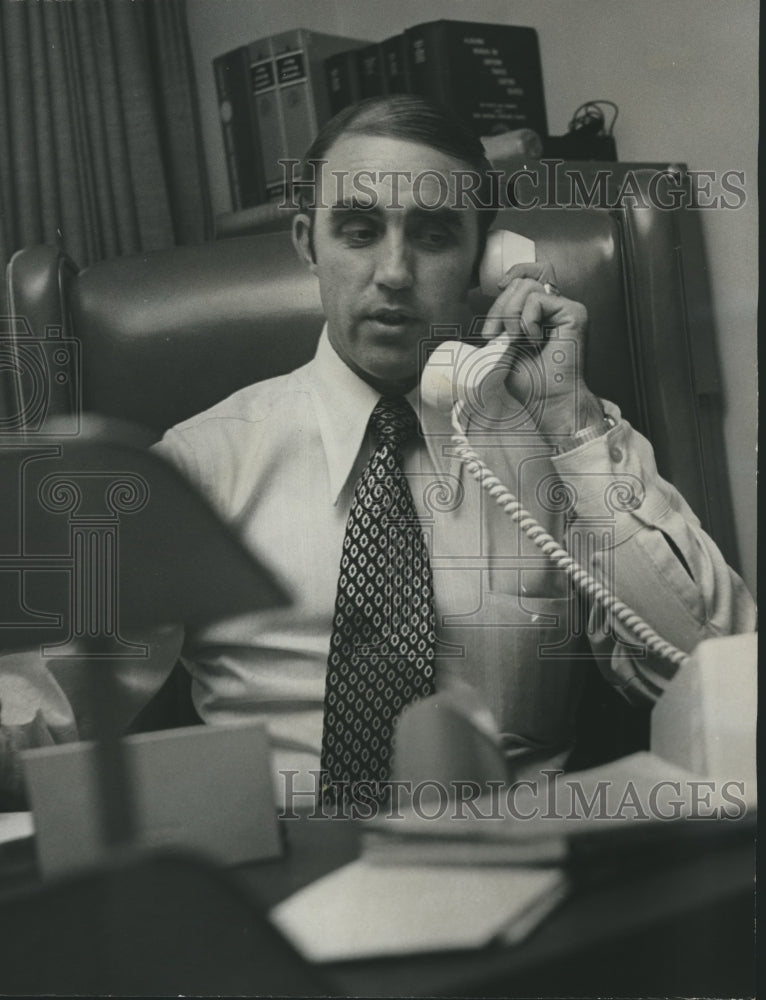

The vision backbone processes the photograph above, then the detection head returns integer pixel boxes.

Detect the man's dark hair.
[298,94,499,266]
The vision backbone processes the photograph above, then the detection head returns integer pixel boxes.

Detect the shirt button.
[610,446,624,463]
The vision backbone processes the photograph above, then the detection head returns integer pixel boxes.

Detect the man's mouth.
[367,308,417,327]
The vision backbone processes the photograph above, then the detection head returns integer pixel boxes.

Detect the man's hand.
[480,261,605,439]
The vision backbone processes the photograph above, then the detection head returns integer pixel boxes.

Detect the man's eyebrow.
[328,202,468,229]
[328,197,380,213]
[412,206,466,226]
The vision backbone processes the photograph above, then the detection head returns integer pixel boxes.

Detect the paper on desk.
[364,751,756,867]
[270,858,567,962]
[0,811,34,845]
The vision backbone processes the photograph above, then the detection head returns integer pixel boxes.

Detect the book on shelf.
[215,30,366,207]
[325,47,366,116]
[405,19,548,139]
[213,46,267,210]
[248,35,287,201]
[216,20,549,208]
[380,33,411,94]
[357,42,386,98]
[268,29,366,198]
[322,20,547,138]
[325,33,409,116]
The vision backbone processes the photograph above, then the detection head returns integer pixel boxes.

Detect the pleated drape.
[0,0,211,311]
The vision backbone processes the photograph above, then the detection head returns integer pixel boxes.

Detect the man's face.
[293,134,480,394]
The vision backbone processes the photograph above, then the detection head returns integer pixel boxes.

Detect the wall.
[186,0,758,593]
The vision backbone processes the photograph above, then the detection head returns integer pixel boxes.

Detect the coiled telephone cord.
[450,403,690,669]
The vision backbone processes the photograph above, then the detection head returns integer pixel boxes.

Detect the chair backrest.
[3,163,738,570]
[5,235,323,436]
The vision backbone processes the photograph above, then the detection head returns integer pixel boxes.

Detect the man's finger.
[483,276,544,335]
[481,310,522,341]
[483,275,548,339]
[497,258,556,291]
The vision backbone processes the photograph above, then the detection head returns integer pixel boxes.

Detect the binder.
[381,33,411,94]
[249,36,288,201]
[357,42,386,98]
[213,46,266,210]
[325,48,365,116]
[268,29,366,194]
[325,34,408,117]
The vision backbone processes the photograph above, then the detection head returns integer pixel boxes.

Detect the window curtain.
[0,0,211,312]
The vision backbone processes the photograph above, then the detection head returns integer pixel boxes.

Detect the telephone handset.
[420,229,689,669]
[421,230,538,413]
[478,228,537,297]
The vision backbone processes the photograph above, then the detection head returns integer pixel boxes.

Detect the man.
[0,96,755,805]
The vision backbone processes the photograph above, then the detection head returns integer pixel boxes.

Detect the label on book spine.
[252,58,276,94]
[277,51,307,86]
[358,43,385,98]
[381,34,410,94]
[274,32,313,174]
[406,20,548,138]
[325,49,363,114]
[250,38,287,202]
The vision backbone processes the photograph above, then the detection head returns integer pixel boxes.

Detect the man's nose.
[373,235,414,290]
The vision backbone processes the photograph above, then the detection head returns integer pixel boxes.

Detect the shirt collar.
[309,326,459,504]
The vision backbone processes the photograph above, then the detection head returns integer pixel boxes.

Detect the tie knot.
[370,396,418,452]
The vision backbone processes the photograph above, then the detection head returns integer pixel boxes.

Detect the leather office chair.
[2,165,737,759]
[4,167,735,559]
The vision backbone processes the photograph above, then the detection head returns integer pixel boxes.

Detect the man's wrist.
[554,411,616,454]
[540,392,616,452]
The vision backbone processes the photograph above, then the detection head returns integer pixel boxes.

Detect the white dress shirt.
[157,329,755,791]
[0,328,755,799]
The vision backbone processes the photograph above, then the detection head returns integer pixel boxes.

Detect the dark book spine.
[405,21,548,140]
[213,47,265,210]
[357,42,386,98]
[249,38,287,201]
[381,33,411,94]
[325,49,362,115]
[405,23,450,106]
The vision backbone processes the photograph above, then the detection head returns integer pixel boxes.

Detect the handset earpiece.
[421,230,536,411]
[478,229,536,296]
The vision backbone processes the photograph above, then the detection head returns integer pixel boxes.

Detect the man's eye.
[415,226,452,249]
[340,223,377,245]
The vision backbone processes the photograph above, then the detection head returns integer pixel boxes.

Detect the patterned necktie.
[320,396,436,802]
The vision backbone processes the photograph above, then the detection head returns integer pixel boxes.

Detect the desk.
[0,813,755,997]
[241,814,755,998]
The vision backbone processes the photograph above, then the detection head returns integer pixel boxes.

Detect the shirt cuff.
[549,400,675,545]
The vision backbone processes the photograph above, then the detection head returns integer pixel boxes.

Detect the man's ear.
[292,213,317,274]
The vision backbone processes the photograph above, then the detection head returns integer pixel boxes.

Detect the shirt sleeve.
[0,426,244,798]
[0,624,182,797]
[550,401,756,704]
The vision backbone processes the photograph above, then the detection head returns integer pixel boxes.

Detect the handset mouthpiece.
[420,334,511,414]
